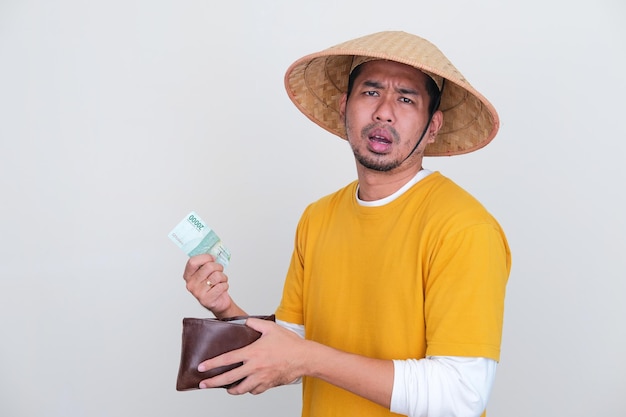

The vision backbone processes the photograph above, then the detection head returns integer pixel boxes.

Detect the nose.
[373,97,394,123]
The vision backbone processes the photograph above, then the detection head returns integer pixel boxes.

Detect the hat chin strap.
[401,79,445,164]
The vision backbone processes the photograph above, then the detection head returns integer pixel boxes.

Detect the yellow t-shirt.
[276,172,511,417]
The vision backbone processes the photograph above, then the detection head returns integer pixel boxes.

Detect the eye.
[399,97,414,104]
[364,91,379,97]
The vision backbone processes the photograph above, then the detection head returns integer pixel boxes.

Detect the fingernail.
[199,382,206,389]
[198,364,206,372]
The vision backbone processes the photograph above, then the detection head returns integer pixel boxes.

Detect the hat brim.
[284,31,499,157]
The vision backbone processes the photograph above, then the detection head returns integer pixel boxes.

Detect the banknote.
[168,211,231,267]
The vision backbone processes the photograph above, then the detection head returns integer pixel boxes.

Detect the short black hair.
[346,62,442,114]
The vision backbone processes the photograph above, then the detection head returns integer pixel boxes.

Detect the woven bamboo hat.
[284,31,499,156]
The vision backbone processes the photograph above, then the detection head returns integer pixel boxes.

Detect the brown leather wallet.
[176,315,275,391]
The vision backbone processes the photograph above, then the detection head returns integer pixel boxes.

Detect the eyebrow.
[398,87,419,96]
[363,80,384,89]
[362,80,419,96]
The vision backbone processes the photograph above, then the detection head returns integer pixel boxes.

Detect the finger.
[198,352,249,389]
[202,270,227,290]
[182,254,214,281]
[194,261,224,281]
[200,367,249,391]
[185,263,224,294]
[187,253,215,270]
[198,349,243,374]
[244,317,274,333]
[246,317,278,334]
[226,375,268,396]
[185,268,224,299]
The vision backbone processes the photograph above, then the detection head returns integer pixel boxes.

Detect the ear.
[426,110,444,144]
[339,93,348,120]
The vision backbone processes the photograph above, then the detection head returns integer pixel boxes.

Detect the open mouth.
[366,127,394,153]
[368,128,392,144]
[370,134,392,144]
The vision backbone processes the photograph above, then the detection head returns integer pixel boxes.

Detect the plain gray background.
[1,0,624,416]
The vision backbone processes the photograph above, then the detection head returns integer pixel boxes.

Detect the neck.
[356,164,424,201]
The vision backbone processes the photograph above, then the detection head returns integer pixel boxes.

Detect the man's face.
[340,60,441,172]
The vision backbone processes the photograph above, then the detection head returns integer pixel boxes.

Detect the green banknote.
[168,211,231,267]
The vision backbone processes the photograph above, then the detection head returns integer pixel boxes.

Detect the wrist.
[212,300,246,319]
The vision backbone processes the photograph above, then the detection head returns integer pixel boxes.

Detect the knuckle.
[187,256,202,267]
[211,270,228,281]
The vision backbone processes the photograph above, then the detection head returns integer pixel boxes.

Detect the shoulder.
[301,180,358,218]
[423,172,482,205]
[419,172,504,233]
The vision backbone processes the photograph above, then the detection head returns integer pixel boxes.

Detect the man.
[183,31,511,417]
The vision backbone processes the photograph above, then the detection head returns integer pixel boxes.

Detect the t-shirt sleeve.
[275,207,310,325]
[424,222,511,361]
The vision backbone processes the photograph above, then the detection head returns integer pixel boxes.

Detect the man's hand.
[197,318,307,394]
[182,254,244,318]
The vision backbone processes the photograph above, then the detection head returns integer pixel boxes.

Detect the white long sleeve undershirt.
[276,320,496,417]
[391,356,496,417]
